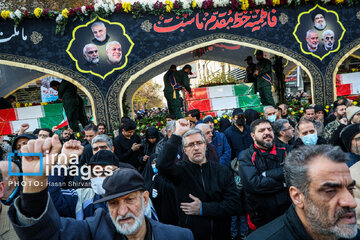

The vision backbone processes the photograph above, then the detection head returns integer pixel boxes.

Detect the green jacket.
[163,70,192,96]
[256,58,272,88]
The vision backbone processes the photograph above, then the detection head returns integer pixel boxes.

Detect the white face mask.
[90,177,106,195]
[268,115,277,123]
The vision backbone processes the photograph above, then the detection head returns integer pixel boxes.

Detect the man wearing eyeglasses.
[157,119,240,240]
[322,29,335,51]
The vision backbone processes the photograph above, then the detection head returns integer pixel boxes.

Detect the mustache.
[335,208,356,223]
[263,134,273,139]
[116,213,136,221]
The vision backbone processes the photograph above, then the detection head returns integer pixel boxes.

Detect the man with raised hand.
[8,135,193,240]
[157,119,240,240]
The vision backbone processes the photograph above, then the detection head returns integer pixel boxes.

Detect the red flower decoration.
[248,0,256,8]
[116,3,123,13]
[69,9,75,17]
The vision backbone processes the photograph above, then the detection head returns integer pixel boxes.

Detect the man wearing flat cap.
[8,135,193,240]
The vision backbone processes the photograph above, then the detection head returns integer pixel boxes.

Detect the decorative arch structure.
[107,34,323,128]
[325,37,360,102]
[1,3,360,129]
[0,54,106,125]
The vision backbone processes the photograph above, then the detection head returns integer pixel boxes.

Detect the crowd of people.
[1,96,360,240]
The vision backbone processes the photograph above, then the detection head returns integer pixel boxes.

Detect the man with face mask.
[0,161,21,206]
[238,119,291,229]
[294,119,327,147]
[225,108,253,160]
[0,168,19,239]
[264,106,278,123]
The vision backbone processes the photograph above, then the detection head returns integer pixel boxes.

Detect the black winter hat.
[12,134,37,152]
[232,108,244,116]
[89,150,120,167]
[146,126,159,139]
[340,124,360,152]
[314,105,325,113]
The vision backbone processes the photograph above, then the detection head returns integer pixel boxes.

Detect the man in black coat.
[114,119,142,170]
[247,145,360,240]
[157,119,241,240]
[238,119,291,229]
[225,108,253,160]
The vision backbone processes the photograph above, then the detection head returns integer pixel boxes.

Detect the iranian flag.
[336,72,360,96]
[0,103,65,135]
[184,83,261,114]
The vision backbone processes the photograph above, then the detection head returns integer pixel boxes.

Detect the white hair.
[322,29,334,39]
[263,106,275,117]
[306,29,318,38]
[91,21,106,31]
[106,41,121,52]
[83,43,97,55]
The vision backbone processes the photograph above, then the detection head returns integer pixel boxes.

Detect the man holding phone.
[114,119,142,170]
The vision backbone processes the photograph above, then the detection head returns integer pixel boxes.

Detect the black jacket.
[274,136,293,153]
[157,134,241,240]
[247,204,360,240]
[238,144,291,229]
[114,132,141,169]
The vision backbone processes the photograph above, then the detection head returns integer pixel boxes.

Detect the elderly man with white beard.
[247,145,360,240]
[313,13,327,30]
[306,29,319,52]
[7,135,193,240]
[83,43,99,65]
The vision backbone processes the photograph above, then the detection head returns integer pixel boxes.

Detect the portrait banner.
[293,5,346,60]
[66,17,134,79]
